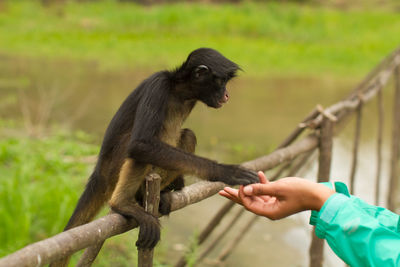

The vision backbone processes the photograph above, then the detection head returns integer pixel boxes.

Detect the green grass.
[0,130,98,256]
[0,0,399,76]
[0,129,172,265]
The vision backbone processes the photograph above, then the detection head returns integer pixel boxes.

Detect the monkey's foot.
[136,214,160,249]
[110,203,161,249]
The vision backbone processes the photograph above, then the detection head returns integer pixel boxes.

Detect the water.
[0,54,357,150]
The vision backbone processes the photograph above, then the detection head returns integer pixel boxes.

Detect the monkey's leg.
[159,128,196,215]
[109,159,160,249]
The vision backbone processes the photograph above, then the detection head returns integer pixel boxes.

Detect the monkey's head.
[176,48,240,108]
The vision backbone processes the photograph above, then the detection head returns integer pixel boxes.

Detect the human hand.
[219,172,335,220]
[218,171,269,205]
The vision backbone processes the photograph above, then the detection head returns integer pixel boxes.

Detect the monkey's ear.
[194,65,209,78]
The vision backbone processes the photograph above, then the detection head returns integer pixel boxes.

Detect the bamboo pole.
[309,118,334,267]
[138,173,161,267]
[349,100,363,194]
[388,65,400,211]
[375,88,384,205]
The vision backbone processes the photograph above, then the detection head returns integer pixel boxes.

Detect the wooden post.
[349,100,363,194]
[388,66,400,211]
[309,117,334,267]
[375,88,384,205]
[77,173,163,267]
[138,173,161,267]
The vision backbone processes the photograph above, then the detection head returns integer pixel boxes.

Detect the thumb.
[243,183,278,196]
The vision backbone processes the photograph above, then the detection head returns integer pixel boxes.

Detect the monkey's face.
[191,65,232,109]
[181,48,239,108]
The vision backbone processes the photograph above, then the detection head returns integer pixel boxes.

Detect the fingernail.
[243,186,253,195]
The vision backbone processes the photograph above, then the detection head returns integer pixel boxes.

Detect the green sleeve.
[311,193,400,267]
[350,196,400,232]
[315,181,400,231]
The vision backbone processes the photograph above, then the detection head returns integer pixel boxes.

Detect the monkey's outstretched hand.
[213,164,259,185]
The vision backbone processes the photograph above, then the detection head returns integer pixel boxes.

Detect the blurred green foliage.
[0,130,97,256]
[0,0,399,76]
[183,231,200,267]
[0,129,173,265]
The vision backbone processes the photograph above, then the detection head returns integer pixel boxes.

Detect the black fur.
[53,48,258,267]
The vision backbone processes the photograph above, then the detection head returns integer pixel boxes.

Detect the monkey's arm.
[129,81,258,186]
[128,139,257,185]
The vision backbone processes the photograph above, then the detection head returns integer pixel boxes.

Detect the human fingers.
[218,190,231,198]
[218,190,242,205]
[224,187,273,204]
[238,186,263,207]
[221,187,242,203]
[220,187,239,198]
[243,183,279,197]
[238,185,251,206]
[239,186,271,215]
[258,171,268,184]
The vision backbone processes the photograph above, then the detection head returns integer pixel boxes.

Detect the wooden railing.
[0,47,399,267]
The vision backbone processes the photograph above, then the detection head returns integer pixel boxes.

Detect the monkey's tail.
[50,172,109,267]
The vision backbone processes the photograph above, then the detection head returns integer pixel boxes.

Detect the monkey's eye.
[194,65,209,78]
[215,77,226,87]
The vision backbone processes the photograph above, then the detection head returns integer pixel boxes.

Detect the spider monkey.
[51,48,258,266]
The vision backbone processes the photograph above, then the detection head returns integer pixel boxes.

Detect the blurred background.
[0,0,399,266]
